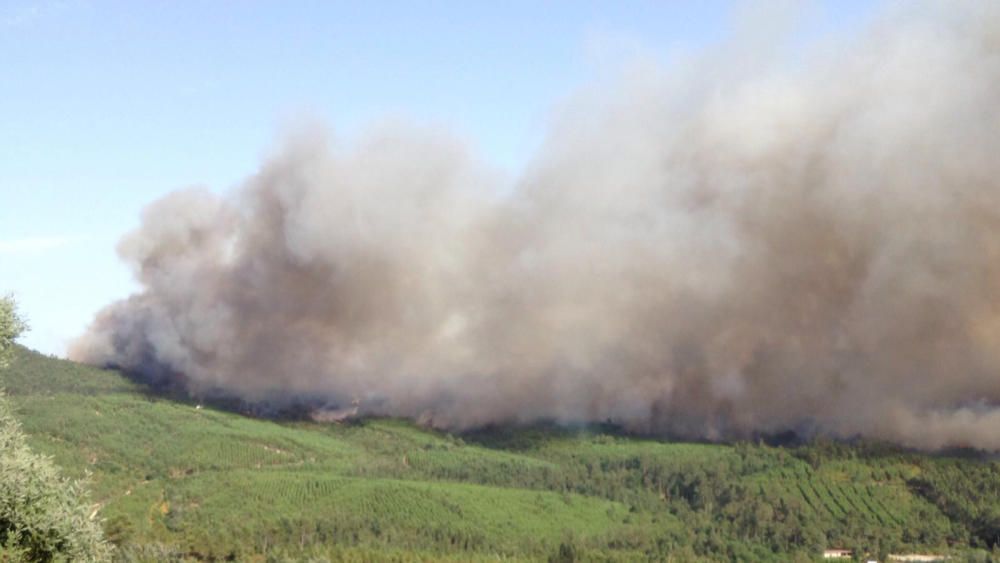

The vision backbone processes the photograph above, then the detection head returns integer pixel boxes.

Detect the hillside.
[2,345,999,562]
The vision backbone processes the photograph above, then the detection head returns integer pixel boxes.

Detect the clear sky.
[0,0,876,356]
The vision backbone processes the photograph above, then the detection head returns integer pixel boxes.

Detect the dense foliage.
[0,296,27,369]
[1,300,109,561]
[0,393,111,561]
[3,345,1000,561]
[906,459,1000,549]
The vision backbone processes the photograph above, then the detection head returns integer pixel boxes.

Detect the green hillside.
[2,345,999,562]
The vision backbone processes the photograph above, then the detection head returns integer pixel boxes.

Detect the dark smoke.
[72,2,1000,449]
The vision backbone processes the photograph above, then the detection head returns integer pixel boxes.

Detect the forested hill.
[2,345,999,562]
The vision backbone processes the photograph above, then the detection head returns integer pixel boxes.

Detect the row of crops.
[758,463,929,530]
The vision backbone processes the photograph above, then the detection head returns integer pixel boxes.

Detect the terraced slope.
[2,348,672,560]
[1,346,993,561]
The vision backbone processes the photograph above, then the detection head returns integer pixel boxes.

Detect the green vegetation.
[0,392,111,561]
[3,345,1000,561]
[0,296,27,369]
[0,300,109,562]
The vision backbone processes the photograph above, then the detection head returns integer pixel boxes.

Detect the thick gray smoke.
[72,2,1000,449]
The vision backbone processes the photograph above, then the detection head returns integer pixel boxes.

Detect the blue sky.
[0,0,876,355]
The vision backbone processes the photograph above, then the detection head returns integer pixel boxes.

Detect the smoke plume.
[72,2,1000,449]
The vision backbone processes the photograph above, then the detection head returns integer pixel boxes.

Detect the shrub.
[0,392,111,561]
[0,296,27,369]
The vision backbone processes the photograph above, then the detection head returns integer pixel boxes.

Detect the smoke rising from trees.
[72,2,1000,449]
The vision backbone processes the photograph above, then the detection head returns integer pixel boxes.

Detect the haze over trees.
[71,2,1000,451]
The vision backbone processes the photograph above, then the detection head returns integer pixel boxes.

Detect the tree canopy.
[0,393,111,561]
[0,296,27,369]
[0,298,110,561]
